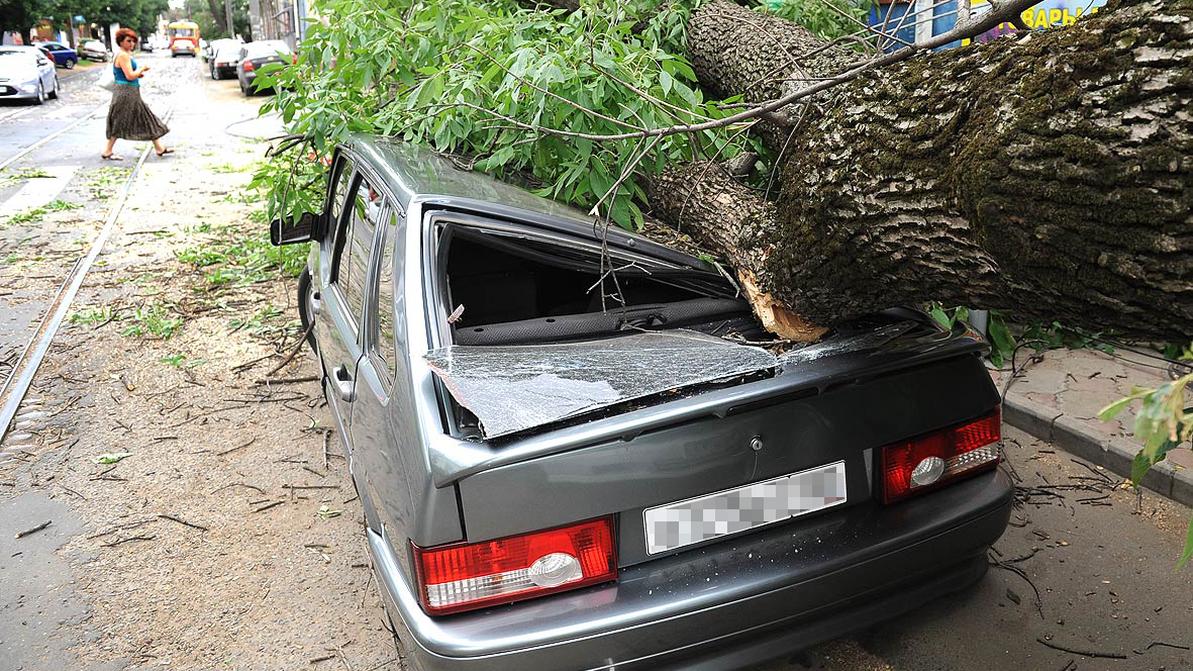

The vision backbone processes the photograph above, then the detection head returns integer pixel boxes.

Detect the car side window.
[373,209,399,382]
[337,175,383,325]
[329,155,355,224]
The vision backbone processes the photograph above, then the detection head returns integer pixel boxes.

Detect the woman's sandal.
[156,148,174,157]
[101,153,123,161]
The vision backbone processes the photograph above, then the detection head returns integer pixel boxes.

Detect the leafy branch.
[1100,373,1193,568]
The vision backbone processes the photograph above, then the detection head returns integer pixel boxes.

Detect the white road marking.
[1,164,79,214]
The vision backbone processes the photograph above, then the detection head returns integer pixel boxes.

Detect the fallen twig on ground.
[158,514,209,532]
[102,534,157,548]
[265,321,314,376]
[15,520,52,539]
[1036,637,1126,659]
[218,437,256,457]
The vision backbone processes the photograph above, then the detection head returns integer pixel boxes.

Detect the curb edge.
[1001,394,1193,508]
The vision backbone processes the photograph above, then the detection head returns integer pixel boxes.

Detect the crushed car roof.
[343,135,710,271]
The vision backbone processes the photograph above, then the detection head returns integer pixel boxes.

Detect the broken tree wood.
[15,520,52,539]
[646,0,1192,341]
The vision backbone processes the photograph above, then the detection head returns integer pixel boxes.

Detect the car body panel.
[34,42,77,67]
[209,43,241,78]
[236,40,291,93]
[458,354,997,549]
[374,470,1011,670]
[0,49,57,101]
[80,40,110,61]
[296,136,1013,671]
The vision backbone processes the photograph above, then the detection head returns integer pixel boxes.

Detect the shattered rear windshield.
[425,330,776,439]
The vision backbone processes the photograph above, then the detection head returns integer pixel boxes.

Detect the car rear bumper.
[372,469,1012,671]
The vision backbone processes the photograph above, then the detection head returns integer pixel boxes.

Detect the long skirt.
[106,85,169,142]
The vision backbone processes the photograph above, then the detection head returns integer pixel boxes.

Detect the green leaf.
[1098,396,1136,421]
[659,69,674,96]
[1179,517,1193,569]
[1130,449,1153,487]
[95,452,133,465]
[929,306,951,329]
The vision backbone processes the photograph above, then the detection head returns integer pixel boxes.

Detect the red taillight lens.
[880,407,1001,504]
[242,60,254,72]
[413,517,617,615]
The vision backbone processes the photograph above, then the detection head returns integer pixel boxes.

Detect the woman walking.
[101,28,172,160]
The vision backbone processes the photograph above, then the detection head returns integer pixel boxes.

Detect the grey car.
[270,136,1012,670]
[236,40,291,95]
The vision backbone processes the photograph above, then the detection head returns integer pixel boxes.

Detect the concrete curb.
[1002,395,1193,508]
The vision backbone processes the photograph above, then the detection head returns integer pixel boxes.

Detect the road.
[1,52,1190,671]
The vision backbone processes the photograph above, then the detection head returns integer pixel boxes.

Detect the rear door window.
[336,175,384,325]
[372,209,399,382]
[329,155,355,224]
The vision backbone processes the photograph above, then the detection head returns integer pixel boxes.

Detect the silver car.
[271,137,1012,670]
[0,48,58,104]
[80,39,110,62]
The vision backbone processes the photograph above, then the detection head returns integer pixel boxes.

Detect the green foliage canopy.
[259,0,760,229]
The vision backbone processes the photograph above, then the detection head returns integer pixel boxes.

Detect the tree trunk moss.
[651,0,1192,340]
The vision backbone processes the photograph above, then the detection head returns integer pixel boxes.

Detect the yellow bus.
[167,20,200,57]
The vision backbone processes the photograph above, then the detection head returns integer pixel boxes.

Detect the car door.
[348,201,403,533]
[35,55,53,87]
[314,157,383,445]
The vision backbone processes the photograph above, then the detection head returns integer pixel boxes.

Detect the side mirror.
[270,211,322,246]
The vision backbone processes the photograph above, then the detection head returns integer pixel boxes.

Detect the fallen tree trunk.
[648,0,1192,342]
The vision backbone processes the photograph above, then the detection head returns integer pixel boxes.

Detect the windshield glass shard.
[424,330,776,439]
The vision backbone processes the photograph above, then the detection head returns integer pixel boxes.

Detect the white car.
[80,40,110,61]
[0,48,58,104]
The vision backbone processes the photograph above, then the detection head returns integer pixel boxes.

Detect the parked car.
[207,38,243,78]
[236,40,292,95]
[268,137,1013,671]
[32,41,78,68]
[80,39,111,61]
[0,48,59,104]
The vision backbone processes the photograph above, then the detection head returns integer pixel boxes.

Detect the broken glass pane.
[424,330,777,439]
[777,323,914,365]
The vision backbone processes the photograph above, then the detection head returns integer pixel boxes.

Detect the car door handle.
[310,291,322,317]
[333,364,355,402]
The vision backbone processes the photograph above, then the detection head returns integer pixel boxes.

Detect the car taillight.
[413,517,617,615]
[242,60,254,72]
[880,407,1001,504]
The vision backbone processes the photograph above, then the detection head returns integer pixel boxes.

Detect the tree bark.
[208,0,229,35]
[648,0,1192,342]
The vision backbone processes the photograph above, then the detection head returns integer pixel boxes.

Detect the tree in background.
[185,0,252,40]
[1,0,167,43]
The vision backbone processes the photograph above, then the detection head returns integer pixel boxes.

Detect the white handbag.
[97,65,117,93]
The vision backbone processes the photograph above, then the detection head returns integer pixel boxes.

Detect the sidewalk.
[992,347,1193,506]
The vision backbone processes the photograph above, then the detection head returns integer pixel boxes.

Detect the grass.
[175,209,307,291]
[160,353,204,368]
[0,167,52,186]
[70,303,183,339]
[69,306,115,327]
[86,166,131,199]
[4,207,46,226]
[46,199,81,211]
[121,304,184,339]
[210,163,248,174]
[2,200,82,227]
[229,305,283,334]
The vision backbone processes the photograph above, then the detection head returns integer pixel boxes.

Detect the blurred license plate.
[643,461,847,555]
